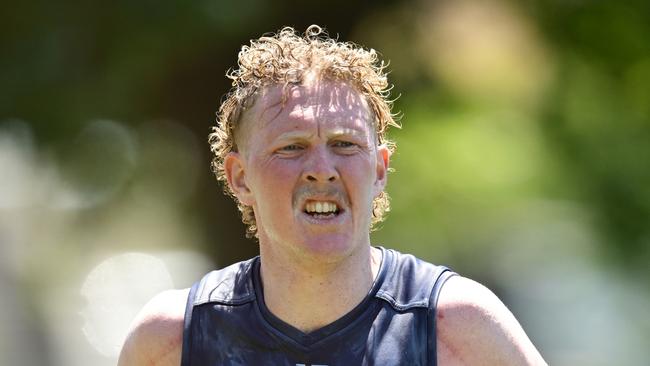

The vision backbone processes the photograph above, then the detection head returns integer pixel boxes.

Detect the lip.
[298,197,347,223]
[294,189,349,227]
[299,209,348,226]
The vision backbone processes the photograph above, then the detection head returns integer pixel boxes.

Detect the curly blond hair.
[209,25,400,238]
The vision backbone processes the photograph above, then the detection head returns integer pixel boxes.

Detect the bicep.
[437,276,547,366]
[117,331,147,366]
[117,289,189,366]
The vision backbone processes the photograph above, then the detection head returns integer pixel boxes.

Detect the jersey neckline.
[251,246,391,348]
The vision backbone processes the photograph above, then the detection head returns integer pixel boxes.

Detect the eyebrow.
[327,127,367,139]
[274,130,315,141]
[275,127,367,141]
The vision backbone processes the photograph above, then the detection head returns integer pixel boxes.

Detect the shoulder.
[117,288,190,366]
[436,276,547,366]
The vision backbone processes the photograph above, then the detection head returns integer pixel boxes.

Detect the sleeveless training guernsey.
[181,247,456,366]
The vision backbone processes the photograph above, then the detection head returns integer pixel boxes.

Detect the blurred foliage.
[2,0,650,364]
[2,0,648,267]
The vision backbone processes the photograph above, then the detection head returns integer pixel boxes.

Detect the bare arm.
[436,276,547,366]
[117,288,189,366]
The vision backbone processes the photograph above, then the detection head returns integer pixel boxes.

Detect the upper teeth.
[305,201,338,213]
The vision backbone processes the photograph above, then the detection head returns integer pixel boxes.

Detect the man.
[118,25,547,365]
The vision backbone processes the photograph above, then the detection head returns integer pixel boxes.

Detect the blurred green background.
[1,0,649,365]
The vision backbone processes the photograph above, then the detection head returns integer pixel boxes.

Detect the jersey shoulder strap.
[426,266,457,366]
[373,248,457,366]
[180,257,258,366]
[180,279,200,366]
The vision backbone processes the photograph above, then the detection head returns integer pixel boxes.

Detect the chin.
[296,232,363,261]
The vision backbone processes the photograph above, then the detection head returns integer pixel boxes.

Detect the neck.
[259,243,382,333]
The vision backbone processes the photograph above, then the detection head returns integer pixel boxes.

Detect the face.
[225,79,389,261]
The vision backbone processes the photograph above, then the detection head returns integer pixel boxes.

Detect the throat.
[265,279,372,333]
[258,247,382,333]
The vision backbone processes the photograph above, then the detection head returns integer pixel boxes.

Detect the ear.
[224,152,255,206]
[373,144,390,197]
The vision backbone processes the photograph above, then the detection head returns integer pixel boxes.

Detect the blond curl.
[209,25,400,238]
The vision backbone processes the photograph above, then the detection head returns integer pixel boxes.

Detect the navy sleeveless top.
[181,247,456,366]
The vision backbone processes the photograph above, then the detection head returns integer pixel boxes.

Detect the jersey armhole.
[180,281,201,366]
[427,268,457,366]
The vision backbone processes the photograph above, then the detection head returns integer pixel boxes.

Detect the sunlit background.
[2,0,649,365]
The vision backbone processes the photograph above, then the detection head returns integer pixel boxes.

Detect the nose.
[302,146,339,183]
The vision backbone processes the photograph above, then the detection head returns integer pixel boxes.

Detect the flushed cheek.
[250,155,299,186]
[253,182,296,239]
[342,168,377,210]
[255,174,294,205]
[264,167,300,198]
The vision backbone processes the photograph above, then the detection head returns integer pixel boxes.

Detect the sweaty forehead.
[258,81,372,128]
[234,80,375,152]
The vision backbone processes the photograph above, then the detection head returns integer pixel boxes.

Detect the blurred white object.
[80,252,174,358]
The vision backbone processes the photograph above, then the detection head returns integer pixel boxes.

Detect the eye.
[278,144,304,152]
[274,141,307,157]
[332,140,356,148]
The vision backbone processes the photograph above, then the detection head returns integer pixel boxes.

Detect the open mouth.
[303,200,341,219]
